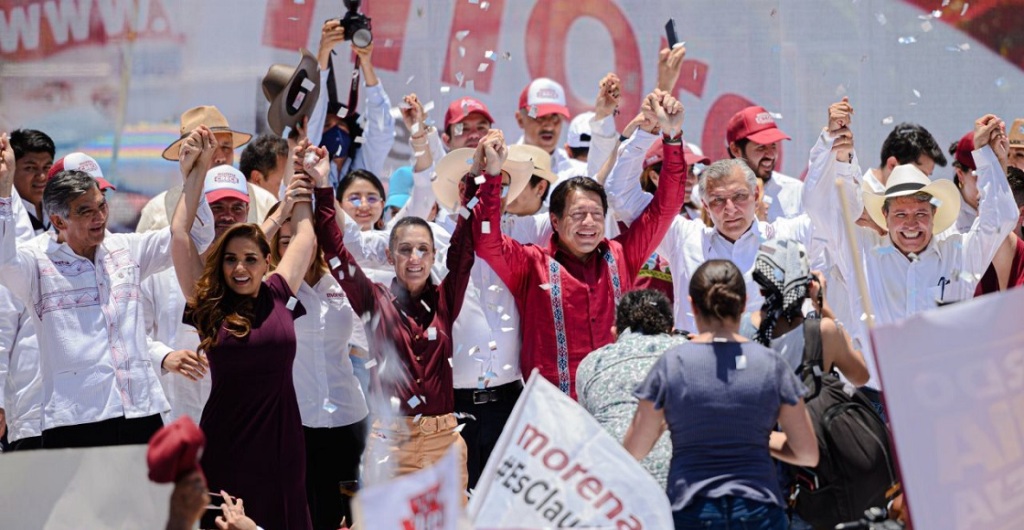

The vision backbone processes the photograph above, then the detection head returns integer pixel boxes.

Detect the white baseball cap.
[47,152,116,191]
[203,165,250,204]
[567,111,595,148]
[518,78,570,120]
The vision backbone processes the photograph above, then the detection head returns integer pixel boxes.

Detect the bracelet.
[663,131,683,145]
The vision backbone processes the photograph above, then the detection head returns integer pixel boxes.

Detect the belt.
[454,380,524,405]
[374,413,458,435]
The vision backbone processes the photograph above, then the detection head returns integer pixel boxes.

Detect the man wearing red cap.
[443,96,495,151]
[949,132,982,234]
[515,78,574,177]
[726,105,804,221]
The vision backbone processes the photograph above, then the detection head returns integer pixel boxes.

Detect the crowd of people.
[1,17,1023,530]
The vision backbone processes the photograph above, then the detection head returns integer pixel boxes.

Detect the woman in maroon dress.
[169,126,323,530]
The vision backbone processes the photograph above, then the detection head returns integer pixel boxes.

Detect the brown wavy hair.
[188,223,271,354]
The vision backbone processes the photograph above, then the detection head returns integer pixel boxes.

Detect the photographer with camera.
[304,0,394,190]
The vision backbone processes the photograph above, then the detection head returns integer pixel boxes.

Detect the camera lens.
[351,28,372,48]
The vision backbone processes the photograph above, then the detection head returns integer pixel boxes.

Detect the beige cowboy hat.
[262,49,321,137]
[507,144,558,184]
[432,148,534,212]
[162,106,252,161]
[863,164,961,234]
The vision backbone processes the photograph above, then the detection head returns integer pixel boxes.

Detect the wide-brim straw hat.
[162,106,252,161]
[507,144,557,184]
[433,148,534,212]
[863,164,961,234]
[262,49,321,137]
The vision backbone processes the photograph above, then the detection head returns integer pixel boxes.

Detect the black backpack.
[789,319,900,530]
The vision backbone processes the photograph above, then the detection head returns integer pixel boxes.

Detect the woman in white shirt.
[269,201,369,530]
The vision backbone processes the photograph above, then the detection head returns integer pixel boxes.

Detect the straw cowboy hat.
[262,49,321,137]
[162,106,252,161]
[863,164,961,234]
[507,144,558,184]
[433,148,534,212]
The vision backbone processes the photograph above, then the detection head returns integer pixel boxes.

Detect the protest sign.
[354,444,464,530]
[872,287,1024,530]
[469,370,673,529]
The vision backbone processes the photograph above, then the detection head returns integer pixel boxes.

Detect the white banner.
[0,445,171,529]
[469,370,673,530]
[871,288,1024,530]
[354,444,465,530]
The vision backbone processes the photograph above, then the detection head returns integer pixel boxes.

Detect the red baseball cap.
[518,78,570,120]
[146,417,206,484]
[48,152,116,191]
[443,97,495,132]
[643,139,711,169]
[726,106,791,145]
[953,131,976,171]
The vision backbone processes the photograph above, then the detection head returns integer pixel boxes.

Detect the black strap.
[800,318,825,397]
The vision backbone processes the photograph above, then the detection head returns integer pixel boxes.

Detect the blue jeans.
[673,496,788,530]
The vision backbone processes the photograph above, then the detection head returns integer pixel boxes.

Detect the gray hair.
[881,191,936,215]
[43,170,99,220]
[697,159,757,203]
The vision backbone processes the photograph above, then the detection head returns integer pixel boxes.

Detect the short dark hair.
[10,129,55,160]
[239,134,289,181]
[615,289,673,335]
[729,138,751,158]
[1007,166,1024,208]
[948,140,964,187]
[690,259,746,322]
[568,146,589,160]
[549,177,607,218]
[879,123,947,169]
[528,175,551,203]
[336,169,386,201]
[389,216,434,251]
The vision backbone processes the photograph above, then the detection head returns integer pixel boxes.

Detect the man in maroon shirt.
[473,90,687,398]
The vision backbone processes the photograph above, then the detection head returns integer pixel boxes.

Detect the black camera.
[339,0,372,48]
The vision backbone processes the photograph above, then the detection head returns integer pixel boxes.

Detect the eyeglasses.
[705,191,753,210]
[344,194,382,207]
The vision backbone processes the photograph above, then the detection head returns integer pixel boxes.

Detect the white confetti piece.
[502,364,513,371]
[484,50,496,60]
[413,414,422,423]
[454,423,467,433]
[466,80,475,92]
[539,283,552,291]
[407,395,421,409]
[961,3,969,16]
[336,106,348,118]
[455,71,465,86]
[875,13,887,25]
[466,196,480,209]
[458,207,471,219]
[299,77,316,92]
[500,185,510,198]
[488,340,497,351]
[501,313,511,322]
[762,195,774,205]
[406,75,415,85]
[469,0,479,3]
[323,399,337,413]
[440,86,451,94]
[364,358,378,369]
[913,89,921,98]
[453,123,464,137]
[427,327,437,340]
[881,116,894,125]
[929,197,942,207]
[383,38,394,48]
[480,1,490,9]
[528,105,538,118]
[354,136,365,144]
[448,358,453,367]
[920,21,933,32]
[481,221,491,234]
[390,396,401,412]
[501,327,514,333]
[908,252,918,261]
[468,345,480,357]
[456,30,470,41]
[477,62,489,72]
[897,36,917,44]
[932,9,942,18]
[286,297,298,310]
[329,257,341,269]
[410,122,421,135]
[422,100,435,113]
[421,299,431,312]
[414,150,426,157]
[488,284,503,292]
[459,46,466,58]
[337,269,345,280]
[769,112,783,120]
[474,175,486,185]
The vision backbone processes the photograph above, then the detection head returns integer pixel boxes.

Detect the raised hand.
[974,114,1004,151]
[594,73,621,120]
[0,133,14,192]
[654,91,685,137]
[302,145,332,188]
[317,20,346,69]
[178,128,205,177]
[279,175,315,219]
[639,92,662,134]
[400,93,427,133]
[828,97,853,134]
[197,127,218,171]
[480,129,507,177]
[656,45,687,93]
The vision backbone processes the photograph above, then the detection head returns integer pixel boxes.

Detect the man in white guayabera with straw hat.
[802,100,1019,403]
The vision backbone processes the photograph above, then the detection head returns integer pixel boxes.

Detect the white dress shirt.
[0,284,41,442]
[762,171,805,221]
[293,275,368,428]
[604,130,813,332]
[141,267,210,425]
[802,132,1018,389]
[0,200,172,430]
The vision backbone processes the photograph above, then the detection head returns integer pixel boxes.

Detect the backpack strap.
[800,317,825,397]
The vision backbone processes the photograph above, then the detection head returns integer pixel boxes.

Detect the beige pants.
[367,413,469,497]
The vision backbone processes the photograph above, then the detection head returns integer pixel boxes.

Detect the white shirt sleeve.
[306,67,330,148]
[350,82,396,179]
[962,145,1020,276]
[604,129,658,225]
[130,227,174,280]
[586,114,619,180]
[801,130,864,258]
[0,198,40,310]
[0,287,20,411]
